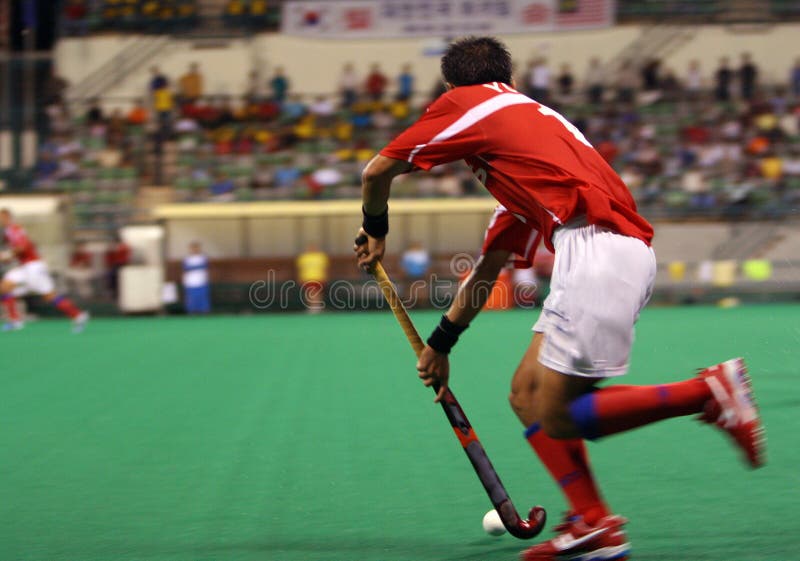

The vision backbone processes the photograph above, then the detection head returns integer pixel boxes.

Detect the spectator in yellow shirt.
[178,63,204,104]
[296,243,329,313]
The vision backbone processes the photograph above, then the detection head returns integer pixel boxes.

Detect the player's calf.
[1,292,22,329]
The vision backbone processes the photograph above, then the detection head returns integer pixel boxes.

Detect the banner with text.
[282,0,615,39]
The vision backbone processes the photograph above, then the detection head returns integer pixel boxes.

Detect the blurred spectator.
[296,243,329,313]
[42,68,69,106]
[270,67,290,104]
[527,58,550,102]
[45,102,70,135]
[282,94,307,120]
[63,0,88,36]
[401,241,431,279]
[790,57,800,98]
[148,66,172,132]
[739,53,758,101]
[245,69,263,103]
[685,60,703,101]
[660,69,681,103]
[401,241,431,304]
[396,63,414,102]
[154,84,175,132]
[339,63,359,108]
[33,151,59,188]
[182,241,210,314]
[557,64,574,99]
[250,165,273,195]
[616,60,638,103]
[105,235,131,299]
[178,63,204,104]
[760,151,783,181]
[127,99,148,125]
[224,0,246,24]
[209,172,235,200]
[66,241,94,299]
[310,95,335,120]
[365,64,388,102]
[585,57,605,105]
[681,166,714,208]
[641,58,661,92]
[714,57,732,102]
[86,98,104,126]
[149,66,168,92]
[307,166,343,198]
[273,164,302,189]
[106,109,127,147]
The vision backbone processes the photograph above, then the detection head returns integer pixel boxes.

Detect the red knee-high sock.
[526,423,610,524]
[52,295,81,319]
[569,379,711,440]
[2,294,20,321]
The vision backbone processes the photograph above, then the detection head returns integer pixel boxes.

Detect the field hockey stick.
[356,236,547,539]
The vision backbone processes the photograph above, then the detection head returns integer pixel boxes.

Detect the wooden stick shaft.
[372,262,426,357]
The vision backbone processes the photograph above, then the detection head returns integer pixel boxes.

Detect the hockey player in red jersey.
[1,208,89,332]
[354,37,764,560]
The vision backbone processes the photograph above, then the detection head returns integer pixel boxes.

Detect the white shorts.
[3,260,55,297]
[532,222,656,378]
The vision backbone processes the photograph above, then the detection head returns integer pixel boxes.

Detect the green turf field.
[1,304,798,561]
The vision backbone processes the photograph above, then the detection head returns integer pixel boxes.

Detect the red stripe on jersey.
[482,206,540,268]
[380,83,653,251]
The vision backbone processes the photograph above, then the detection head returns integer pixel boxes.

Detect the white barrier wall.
[55,24,800,104]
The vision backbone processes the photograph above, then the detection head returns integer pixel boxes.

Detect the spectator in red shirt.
[365,64,388,102]
[63,0,88,36]
[66,241,94,298]
[105,235,131,299]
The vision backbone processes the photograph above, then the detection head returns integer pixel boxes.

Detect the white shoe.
[2,320,24,331]
[72,311,90,334]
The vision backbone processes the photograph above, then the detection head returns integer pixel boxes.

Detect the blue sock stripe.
[1,294,10,302]
[569,393,601,440]
[558,470,583,488]
[52,295,65,305]
[523,422,542,438]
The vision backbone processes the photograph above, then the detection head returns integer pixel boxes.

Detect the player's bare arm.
[354,154,412,271]
[418,248,511,402]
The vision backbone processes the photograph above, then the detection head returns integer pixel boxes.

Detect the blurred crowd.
[62,0,200,35]
[35,53,800,221]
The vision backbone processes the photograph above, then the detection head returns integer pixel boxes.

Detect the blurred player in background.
[401,241,431,304]
[296,243,329,313]
[1,208,89,332]
[182,241,210,314]
[355,37,764,561]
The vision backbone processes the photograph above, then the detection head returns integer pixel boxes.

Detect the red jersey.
[3,224,40,263]
[481,206,540,268]
[381,83,653,251]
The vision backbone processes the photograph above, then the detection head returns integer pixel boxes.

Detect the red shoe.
[698,358,766,468]
[521,513,630,561]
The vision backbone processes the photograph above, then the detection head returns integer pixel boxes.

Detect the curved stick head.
[503,505,547,540]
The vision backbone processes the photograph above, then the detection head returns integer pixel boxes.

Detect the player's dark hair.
[441,36,513,87]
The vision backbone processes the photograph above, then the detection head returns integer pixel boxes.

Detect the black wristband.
[426,315,469,355]
[362,206,389,238]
